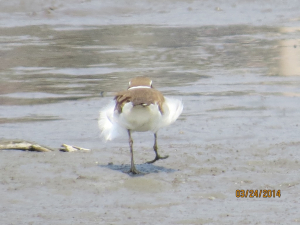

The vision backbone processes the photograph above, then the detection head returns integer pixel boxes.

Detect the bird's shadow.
[99,163,178,176]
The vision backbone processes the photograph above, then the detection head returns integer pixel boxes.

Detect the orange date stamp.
[236,189,281,198]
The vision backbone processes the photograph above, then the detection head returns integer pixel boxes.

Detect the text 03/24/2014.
[236,190,281,198]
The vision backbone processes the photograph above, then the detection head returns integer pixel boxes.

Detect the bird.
[98,77,183,174]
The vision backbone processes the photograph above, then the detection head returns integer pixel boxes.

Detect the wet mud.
[1,1,300,224]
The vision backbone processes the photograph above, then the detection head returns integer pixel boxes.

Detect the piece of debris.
[59,144,91,152]
[0,140,53,152]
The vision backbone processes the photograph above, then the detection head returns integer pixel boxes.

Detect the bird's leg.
[147,132,169,164]
[127,129,141,174]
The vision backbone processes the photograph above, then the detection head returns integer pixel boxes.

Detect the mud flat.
[1,1,300,224]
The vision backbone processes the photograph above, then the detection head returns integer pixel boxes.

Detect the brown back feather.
[114,88,165,114]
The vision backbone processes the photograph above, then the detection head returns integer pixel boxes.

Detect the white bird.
[98,77,183,174]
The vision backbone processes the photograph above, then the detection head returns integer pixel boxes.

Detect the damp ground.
[1,1,300,224]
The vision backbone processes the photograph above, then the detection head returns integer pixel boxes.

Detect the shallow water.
[1,1,300,224]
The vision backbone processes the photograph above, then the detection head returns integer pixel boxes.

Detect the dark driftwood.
[0,140,90,152]
[0,140,53,152]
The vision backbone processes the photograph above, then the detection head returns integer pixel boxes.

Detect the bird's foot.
[127,166,142,175]
[146,154,169,164]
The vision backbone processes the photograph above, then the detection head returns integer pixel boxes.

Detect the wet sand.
[1,1,300,224]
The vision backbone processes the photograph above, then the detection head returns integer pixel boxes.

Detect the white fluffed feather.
[98,97,183,141]
[98,101,127,141]
[161,97,184,127]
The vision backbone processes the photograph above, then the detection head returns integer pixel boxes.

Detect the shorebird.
[98,77,183,174]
